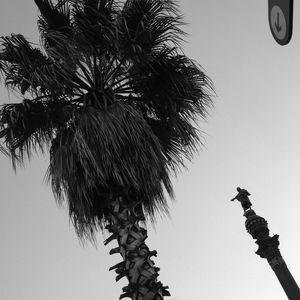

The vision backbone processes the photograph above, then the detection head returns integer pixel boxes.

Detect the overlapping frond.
[0,34,83,95]
[35,0,72,50]
[128,47,214,170]
[0,34,50,94]
[0,98,74,168]
[72,0,118,53]
[48,102,172,238]
[118,0,184,59]
[131,47,213,119]
[147,117,198,171]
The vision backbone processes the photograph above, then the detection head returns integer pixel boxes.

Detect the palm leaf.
[127,48,213,169]
[72,0,118,53]
[34,0,72,50]
[47,102,172,238]
[34,0,72,33]
[131,47,213,119]
[0,34,50,94]
[0,98,75,168]
[117,0,184,59]
[0,34,83,96]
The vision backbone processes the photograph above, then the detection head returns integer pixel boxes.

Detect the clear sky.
[1,1,300,299]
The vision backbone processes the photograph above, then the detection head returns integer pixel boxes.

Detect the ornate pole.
[231,187,300,300]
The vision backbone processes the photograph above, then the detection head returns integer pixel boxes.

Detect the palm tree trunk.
[105,196,170,300]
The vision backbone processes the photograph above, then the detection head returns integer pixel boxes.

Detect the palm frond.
[72,0,118,53]
[48,102,172,239]
[147,116,198,171]
[35,0,72,33]
[0,34,84,96]
[127,47,214,171]
[0,98,75,168]
[117,0,184,59]
[34,0,72,50]
[0,34,50,94]
[131,47,213,120]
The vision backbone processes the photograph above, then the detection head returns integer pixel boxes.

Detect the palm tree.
[0,0,214,299]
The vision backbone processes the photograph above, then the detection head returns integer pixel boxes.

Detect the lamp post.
[231,187,300,300]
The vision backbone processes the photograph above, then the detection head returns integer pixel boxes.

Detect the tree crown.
[0,0,214,240]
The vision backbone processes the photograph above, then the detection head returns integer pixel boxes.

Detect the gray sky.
[1,1,300,299]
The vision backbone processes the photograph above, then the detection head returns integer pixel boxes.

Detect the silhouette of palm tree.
[0,1,214,298]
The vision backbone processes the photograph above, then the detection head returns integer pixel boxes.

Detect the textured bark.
[104,197,170,300]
